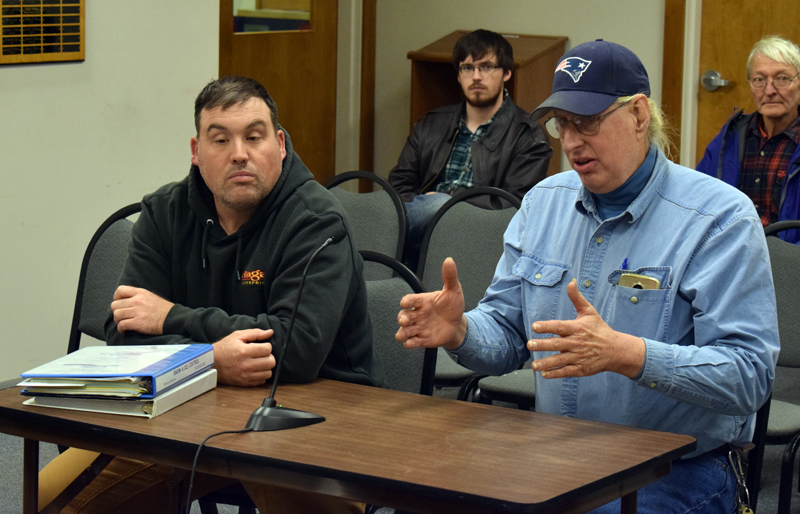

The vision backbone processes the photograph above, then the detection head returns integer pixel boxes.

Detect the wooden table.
[0,379,695,514]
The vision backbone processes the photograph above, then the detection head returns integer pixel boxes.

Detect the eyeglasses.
[544,101,632,139]
[458,63,503,75]
[748,73,799,90]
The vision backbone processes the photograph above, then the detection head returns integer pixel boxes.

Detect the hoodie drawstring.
[235,236,243,280]
[201,218,213,269]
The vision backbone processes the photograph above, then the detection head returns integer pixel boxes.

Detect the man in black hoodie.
[38,76,382,513]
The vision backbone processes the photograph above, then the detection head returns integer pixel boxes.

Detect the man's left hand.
[528,279,645,379]
[111,285,174,335]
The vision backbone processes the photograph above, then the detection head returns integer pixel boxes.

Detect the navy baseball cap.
[530,39,650,121]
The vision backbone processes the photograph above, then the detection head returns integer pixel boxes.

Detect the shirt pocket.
[512,253,570,338]
[605,267,672,341]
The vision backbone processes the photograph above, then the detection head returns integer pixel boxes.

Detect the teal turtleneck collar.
[594,144,657,220]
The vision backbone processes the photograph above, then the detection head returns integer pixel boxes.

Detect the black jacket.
[105,128,383,387]
[388,99,552,208]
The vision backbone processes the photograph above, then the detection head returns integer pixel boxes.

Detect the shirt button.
[631,297,638,304]
[535,273,542,279]
[596,236,604,244]
[584,279,592,288]
[650,382,657,389]
[755,178,761,183]
[760,151,765,156]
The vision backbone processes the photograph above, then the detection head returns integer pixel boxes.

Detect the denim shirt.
[452,147,779,456]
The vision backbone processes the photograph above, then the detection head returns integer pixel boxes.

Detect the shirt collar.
[748,108,800,143]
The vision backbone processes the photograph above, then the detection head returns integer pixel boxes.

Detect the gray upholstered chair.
[361,251,436,395]
[326,171,407,280]
[472,357,535,410]
[67,203,141,353]
[42,204,140,513]
[746,221,800,513]
[417,187,521,396]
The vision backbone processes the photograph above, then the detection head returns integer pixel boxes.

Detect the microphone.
[245,225,348,431]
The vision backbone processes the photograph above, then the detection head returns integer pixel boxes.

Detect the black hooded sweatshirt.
[105,129,383,387]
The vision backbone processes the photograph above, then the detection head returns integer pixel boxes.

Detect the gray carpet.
[0,384,794,513]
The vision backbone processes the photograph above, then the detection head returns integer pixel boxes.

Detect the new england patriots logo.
[556,57,592,82]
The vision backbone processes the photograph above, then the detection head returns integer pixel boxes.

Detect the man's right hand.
[396,258,467,350]
[213,329,276,387]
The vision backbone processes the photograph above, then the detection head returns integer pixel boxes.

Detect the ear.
[503,68,512,83]
[630,95,651,140]
[190,136,200,167]
[276,130,286,161]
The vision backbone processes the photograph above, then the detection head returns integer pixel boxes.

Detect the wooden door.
[220,0,338,184]
[694,0,800,165]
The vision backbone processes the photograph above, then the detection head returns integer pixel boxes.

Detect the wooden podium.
[407,31,567,176]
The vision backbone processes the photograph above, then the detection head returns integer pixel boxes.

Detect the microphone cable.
[184,427,253,514]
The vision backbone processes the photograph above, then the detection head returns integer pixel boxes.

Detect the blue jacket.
[697,109,800,243]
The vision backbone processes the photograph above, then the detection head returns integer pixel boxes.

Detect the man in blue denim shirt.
[396,40,779,513]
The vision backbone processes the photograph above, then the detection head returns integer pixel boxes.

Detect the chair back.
[765,225,800,368]
[67,203,141,354]
[418,187,520,310]
[360,251,436,395]
[326,171,407,280]
[745,220,800,510]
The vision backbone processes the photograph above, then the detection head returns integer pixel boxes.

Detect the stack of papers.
[23,368,217,418]
[19,344,216,418]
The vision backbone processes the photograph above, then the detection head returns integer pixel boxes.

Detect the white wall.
[374,0,666,176]
[0,1,219,379]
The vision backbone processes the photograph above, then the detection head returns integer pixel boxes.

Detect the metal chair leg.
[778,432,800,514]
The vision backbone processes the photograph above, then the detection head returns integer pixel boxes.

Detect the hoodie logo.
[556,57,592,82]
[242,269,264,285]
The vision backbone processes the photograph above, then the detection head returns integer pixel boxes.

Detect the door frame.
[662,0,703,168]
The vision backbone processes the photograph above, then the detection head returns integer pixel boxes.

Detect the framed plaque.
[1,0,84,65]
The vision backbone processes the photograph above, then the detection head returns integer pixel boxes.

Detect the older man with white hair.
[699,35,800,242]
[396,39,779,513]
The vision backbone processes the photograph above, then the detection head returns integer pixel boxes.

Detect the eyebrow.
[205,119,269,134]
[465,58,498,66]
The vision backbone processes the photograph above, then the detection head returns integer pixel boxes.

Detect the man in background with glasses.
[396,40,778,513]
[388,29,551,270]
[699,35,800,243]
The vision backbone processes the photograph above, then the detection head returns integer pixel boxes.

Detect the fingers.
[530,280,597,338]
[113,305,136,333]
[213,330,276,386]
[566,279,597,318]
[236,328,273,345]
[441,257,460,292]
[113,285,138,301]
[395,322,424,348]
[399,293,426,310]
[531,319,571,338]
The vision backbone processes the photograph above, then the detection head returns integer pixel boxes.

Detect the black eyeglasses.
[458,63,503,75]
[544,101,632,139]
[748,72,799,90]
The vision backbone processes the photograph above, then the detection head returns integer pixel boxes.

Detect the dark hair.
[194,75,279,133]
[452,29,514,73]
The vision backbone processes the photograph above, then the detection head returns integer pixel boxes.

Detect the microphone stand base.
[245,404,325,432]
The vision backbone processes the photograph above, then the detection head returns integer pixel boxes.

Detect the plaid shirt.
[434,91,508,194]
[740,113,800,226]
